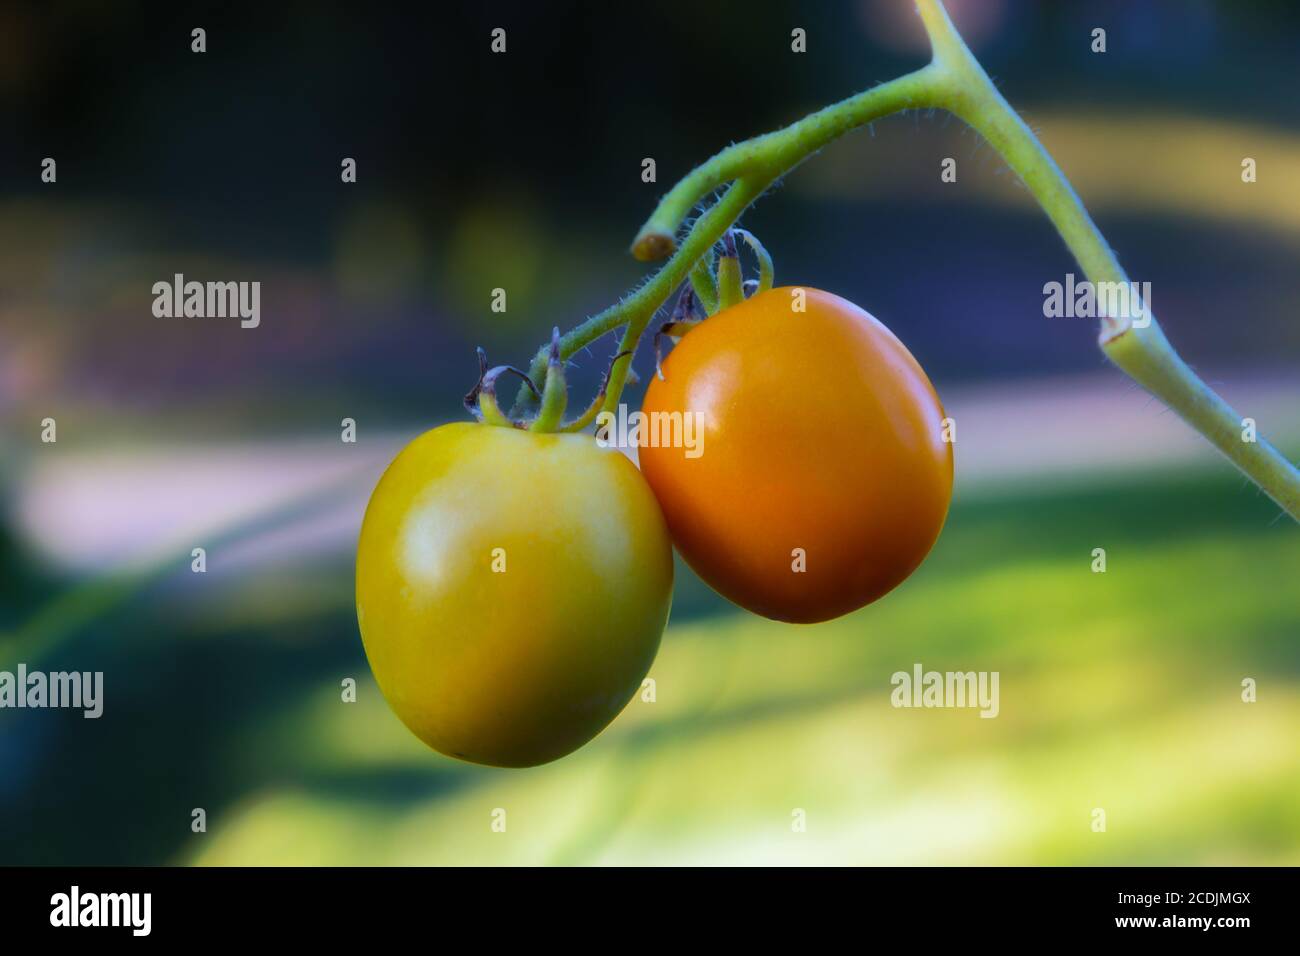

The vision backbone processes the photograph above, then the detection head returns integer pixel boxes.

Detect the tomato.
[356,423,673,767]
[639,287,952,624]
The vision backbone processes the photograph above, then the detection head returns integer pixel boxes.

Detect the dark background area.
[3,0,1299,417]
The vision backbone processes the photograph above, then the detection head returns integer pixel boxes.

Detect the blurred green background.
[1,0,1297,865]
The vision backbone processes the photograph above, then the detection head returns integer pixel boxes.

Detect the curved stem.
[598,179,768,416]
[716,232,744,311]
[560,350,634,432]
[476,364,536,427]
[524,0,1298,518]
[913,0,1300,517]
[529,328,568,432]
[734,229,775,294]
[630,65,942,262]
[690,251,720,315]
[511,67,939,416]
[511,177,768,415]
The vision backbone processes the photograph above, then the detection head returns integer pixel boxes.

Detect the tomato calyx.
[654,284,704,381]
[529,328,568,432]
[713,228,775,311]
[557,348,634,433]
[731,228,775,297]
[464,331,636,434]
[468,225,776,430]
[654,228,777,381]
[716,230,745,310]
[463,348,538,429]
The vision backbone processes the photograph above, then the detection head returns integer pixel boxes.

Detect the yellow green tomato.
[356,422,673,768]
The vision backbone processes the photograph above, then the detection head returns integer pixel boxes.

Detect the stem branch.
[523,0,1299,518]
[914,0,1300,517]
[512,65,939,414]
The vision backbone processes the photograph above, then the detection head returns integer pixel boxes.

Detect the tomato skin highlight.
[639,287,952,624]
[356,423,673,768]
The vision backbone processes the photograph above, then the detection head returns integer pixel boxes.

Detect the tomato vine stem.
[733,229,775,296]
[689,250,720,315]
[715,231,745,312]
[509,0,1298,519]
[529,328,568,432]
[912,0,1300,518]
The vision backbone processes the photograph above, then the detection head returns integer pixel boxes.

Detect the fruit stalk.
[513,0,1299,519]
[508,67,936,415]
[913,0,1300,517]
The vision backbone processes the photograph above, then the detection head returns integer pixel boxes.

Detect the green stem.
[511,67,938,416]
[913,0,1300,517]
[529,328,568,432]
[734,228,775,294]
[511,177,768,415]
[598,179,767,416]
[520,0,1299,518]
[630,65,942,262]
[689,251,720,315]
[716,233,745,311]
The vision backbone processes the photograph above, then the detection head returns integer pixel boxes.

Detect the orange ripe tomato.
[639,287,952,624]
